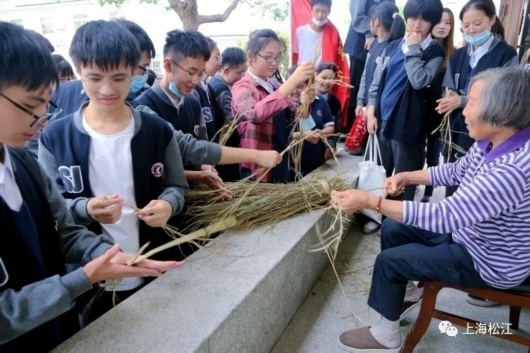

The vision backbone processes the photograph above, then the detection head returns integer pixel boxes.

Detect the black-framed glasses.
[257,54,283,64]
[170,59,205,82]
[138,65,150,75]
[0,92,61,128]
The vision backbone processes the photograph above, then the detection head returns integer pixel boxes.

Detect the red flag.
[290,0,350,128]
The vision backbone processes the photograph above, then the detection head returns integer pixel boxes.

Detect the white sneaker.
[362,221,380,235]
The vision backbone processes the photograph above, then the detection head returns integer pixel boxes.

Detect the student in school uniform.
[354,1,406,235]
[287,65,335,176]
[50,19,156,120]
[421,8,455,203]
[366,0,445,202]
[53,54,75,84]
[38,20,191,321]
[209,47,248,181]
[436,0,518,197]
[0,22,179,351]
[232,29,314,183]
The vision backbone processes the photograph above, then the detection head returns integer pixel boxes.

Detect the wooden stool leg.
[402,283,443,353]
[509,306,521,330]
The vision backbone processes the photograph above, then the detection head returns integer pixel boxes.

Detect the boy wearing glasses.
[37,20,189,319]
[50,19,155,121]
[135,30,230,195]
[0,22,180,351]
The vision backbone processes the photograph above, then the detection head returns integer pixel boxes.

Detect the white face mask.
[312,17,328,27]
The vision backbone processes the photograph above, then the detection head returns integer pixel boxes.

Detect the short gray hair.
[470,67,530,129]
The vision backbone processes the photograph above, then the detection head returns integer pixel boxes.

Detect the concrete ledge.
[54,152,362,353]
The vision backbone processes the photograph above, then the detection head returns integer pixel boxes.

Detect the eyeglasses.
[0,93,62,128]
[138,65,150,75]
[171,59,205,82]
[81,76,131,93]
[257,54,283,64]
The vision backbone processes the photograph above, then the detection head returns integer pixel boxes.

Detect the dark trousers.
[424,131,442,197]
[378,123,426,201]
[367,219,488,321]
[348,55,366,132]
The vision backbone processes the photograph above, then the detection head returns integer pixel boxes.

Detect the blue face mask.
[169,81,185,98]
[464,30,491,46]
[130,74,148,93]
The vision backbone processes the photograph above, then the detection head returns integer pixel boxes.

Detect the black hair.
[29,30,55,53]
[163,29,211,62]
[371,2,406,42]
[146,69,157,86]
[273,69,284,84]
[459,0,495,20]
[114,19,156,58]
[0,22,58,91]
[404,0,443,28]
[311,0,332,8]
[205,37,218,52]
[315,62,338,75]
[220,47,246,69]
[70,20,141,71]
[287,64,299,78]
[52,54,74,79]
[247,29,285,55]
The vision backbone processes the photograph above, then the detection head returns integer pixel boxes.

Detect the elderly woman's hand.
[383,173,409,197]
[331,189,371,214]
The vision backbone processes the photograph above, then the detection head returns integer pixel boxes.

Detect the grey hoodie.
[0,148,114,344]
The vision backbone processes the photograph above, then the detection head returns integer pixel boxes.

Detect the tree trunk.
[167,0,242,31]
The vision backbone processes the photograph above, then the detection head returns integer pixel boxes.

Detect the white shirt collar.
[162,87,185,109]
[248,70,274,94]
[0,147,13,186]
[402,34,433,54]
[468,35,495,69]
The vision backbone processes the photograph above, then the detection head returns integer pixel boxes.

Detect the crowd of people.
[0,0,530,351]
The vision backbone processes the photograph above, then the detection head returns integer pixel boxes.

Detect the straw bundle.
[434,88,467,158]
[186,174,349,230]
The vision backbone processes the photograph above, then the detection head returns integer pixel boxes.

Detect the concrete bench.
[54,152,362,353]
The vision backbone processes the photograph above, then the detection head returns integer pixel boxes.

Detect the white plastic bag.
[357,134,386,223]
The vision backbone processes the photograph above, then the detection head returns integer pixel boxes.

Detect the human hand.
[83,244,182,285]
[436,93,461,115]
[136,200,173,227]
[325,147,336,161]
[406,32,422,47]
[355,105,364,116]
[200,170,232,200]
[289,62,314,86]
[254,150,282,168]
[365,37,375,50]
[300,87,317,105]
[331,189,371,214]
[305,130,321,144]
[366,106,378,134]
[87,195,124,224]
[383,173,409,197]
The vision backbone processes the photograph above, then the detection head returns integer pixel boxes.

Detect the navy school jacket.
[38,103,189,260]
[375,39,445,145]
[443,36,518,153]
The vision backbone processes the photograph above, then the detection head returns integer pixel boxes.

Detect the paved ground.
[272,185,530,353]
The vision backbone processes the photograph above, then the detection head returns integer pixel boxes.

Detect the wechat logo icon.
[439,321,458,337]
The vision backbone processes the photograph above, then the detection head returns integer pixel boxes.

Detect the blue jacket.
[38,103,188,260]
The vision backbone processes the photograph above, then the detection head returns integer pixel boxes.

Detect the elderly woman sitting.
[332,67,530,353]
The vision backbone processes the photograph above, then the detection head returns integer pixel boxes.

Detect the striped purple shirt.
[404,127,530,289]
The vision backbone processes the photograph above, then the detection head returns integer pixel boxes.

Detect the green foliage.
[243,0,289,22]
[99,0,160,6]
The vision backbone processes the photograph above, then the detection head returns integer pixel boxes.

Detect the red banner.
[290,0,350,128]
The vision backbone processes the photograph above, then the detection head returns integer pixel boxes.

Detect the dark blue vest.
[447,40,517,152]
[0,149,78,352]
[39,112,179,260]
[376,39,445,145]
[134,88,206,141]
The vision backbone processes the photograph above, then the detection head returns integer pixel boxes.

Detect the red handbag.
[345,112,368,152]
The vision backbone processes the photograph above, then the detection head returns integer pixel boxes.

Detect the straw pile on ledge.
[186,173,349,231]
